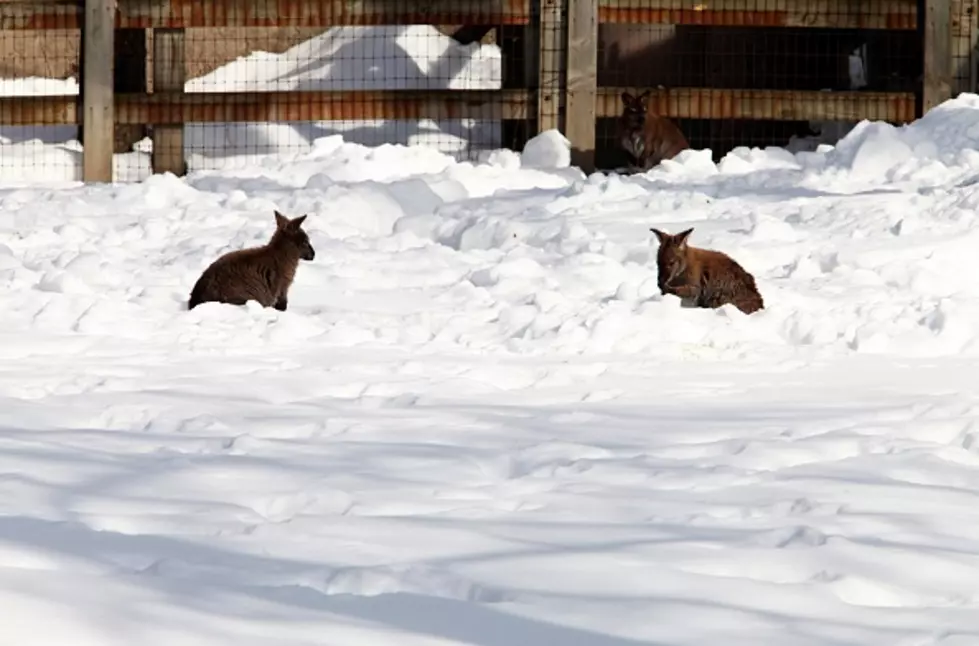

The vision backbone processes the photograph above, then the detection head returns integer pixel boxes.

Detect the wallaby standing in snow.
[651,227,764,315]
[188,210,316,311]
[618,90,690,172]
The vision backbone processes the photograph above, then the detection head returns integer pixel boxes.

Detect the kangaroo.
[188,210,315,311]
[618,90,690,172]
[651,227,764,315]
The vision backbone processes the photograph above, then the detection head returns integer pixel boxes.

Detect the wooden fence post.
[82,0,114,182]
[923,0,952,113]
[152,28,186,176]
[538,0,565,134]
[565,0,597,172]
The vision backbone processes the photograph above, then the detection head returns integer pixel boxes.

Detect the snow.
[5,22,979,644]
[519,129,572,169]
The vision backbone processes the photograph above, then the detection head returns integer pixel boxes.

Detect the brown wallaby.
[618,90,690,172]
[651,227,764,315]
[188,210,316,311]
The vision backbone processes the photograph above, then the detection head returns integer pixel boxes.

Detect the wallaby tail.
[729,265,765,315]
[188,282,205,310]
[734,291,764,315]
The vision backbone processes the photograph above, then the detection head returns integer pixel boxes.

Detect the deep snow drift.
[5,94,979,645]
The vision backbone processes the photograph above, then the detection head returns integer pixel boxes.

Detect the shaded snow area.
[7,95,979,645]
[0,25,503,181]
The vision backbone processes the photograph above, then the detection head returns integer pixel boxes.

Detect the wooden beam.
[566,0,598,171]
[0,90,916,126]
[597,88,918,122]
[0,0,532,29]
[538,0,565,133]
[598,0,917,29]
[82,0,114,183]
[119,89,532,123]
[0,90,532,125]
[0,0,78,30]
[922,0,953,113]
[152,28,186,176]
[0,0,918,30]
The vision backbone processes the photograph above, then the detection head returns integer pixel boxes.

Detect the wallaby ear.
[675,227,694,247]
[274,210,289,230]
[290,214,308,229]
[621,91,635,106]
[650,228,670,244]
[638,90,651,107]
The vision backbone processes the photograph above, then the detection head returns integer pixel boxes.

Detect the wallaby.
[618,90,689,172]
[188,210,316,311]
[651,227,764,315]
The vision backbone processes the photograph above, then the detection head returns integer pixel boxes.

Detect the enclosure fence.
[0,0,970,182]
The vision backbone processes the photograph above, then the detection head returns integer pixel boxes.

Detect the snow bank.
[4,95,979,646]
[187,25,500,93]
[4,96,979,359]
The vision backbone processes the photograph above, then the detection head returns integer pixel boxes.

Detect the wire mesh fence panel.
[109,0,527,179]
[0,4,80,184]
[595,0,921,169]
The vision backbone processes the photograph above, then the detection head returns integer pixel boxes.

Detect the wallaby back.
[188,210,316,312]
[651,227,764,315]
[618,90,689,171]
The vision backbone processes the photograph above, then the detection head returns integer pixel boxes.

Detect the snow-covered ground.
[0,25,503,181]
[3,90,979,643]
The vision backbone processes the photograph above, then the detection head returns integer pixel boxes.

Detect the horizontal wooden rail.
[597,88,917,122]
[2,88,915,126]
[0,89,532,125]
[0,0,532,29]
[599,0,917,30]
[0,0,917,30]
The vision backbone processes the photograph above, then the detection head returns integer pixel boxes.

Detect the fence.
[0,0,970,182]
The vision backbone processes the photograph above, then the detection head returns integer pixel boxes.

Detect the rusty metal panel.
[0,0,532,29]
[598,0,917,30]
[596,88,917,122]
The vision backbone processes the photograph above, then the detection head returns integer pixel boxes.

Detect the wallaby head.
[620,90,650,132]
[271,210,315,261]
[651,227,693,290]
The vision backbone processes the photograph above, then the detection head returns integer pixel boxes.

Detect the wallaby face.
[618,90,690,172]
[651,227,693,293]
[187,209,315,312]
[619,91,649,161]
[650,226,764,315]
[273,211,316,261]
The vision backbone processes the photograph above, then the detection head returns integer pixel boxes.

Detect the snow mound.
[521,130,571,169]
[187,25,501,93]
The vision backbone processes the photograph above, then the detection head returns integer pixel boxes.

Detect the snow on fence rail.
[0,0,967,181]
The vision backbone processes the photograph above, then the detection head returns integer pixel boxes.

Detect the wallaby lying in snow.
[651,227,764,315]
[188,210,315,311]
[618,90,689,172]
